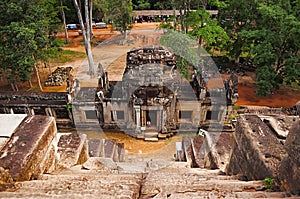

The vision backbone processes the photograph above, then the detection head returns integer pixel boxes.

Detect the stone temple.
[93,46,238,140]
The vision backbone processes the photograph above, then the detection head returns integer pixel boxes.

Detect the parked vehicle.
[66,24,77,30]
[95,22,107,29]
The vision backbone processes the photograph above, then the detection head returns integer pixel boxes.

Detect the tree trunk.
[198,35,203,56]
[234,36,242,65]
[34,63,43,91]
[89,0,93,39]
[201,0,208,9]
[85,0,91,42]
[61,0,69,44]
[172,0,177,30]
[32,55,43,91]
[179,9,184,32]
[185,0,190,33]
[73,0,96,77]
[28,79,33,88]
[10,83,16,91]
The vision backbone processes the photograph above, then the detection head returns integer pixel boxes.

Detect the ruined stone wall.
[226,115,286,180]
[0,92,75,130]
[278,118,300,194]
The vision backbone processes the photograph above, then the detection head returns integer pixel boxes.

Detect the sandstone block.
[278,119,300,194]
[204,132,233,171]
[82,157,118,171]
[0,167,13,184]
[191,136,205,168]
[226,115,286,180]
[57,133,89,169]
[88,139,101,157]
[0,115,57,181]
[182,136,195,167]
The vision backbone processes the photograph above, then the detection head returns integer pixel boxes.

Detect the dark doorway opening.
[146,110,157,126]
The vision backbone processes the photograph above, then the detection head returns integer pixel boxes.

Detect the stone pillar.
[134,105,141,129]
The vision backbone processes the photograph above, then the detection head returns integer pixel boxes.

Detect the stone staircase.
[0,160,298,199]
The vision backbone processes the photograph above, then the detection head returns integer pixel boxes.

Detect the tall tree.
[219,0,300,95]
[0,0,61,91]
[73,0,96,76]
[60,0,69,44]
[218,0,258,64]
[186,8,228,56]
[107,0,133,39]
[244,2,300,95]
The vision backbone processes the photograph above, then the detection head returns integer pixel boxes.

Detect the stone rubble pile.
[45,66,72,86]
[126,46,176,67]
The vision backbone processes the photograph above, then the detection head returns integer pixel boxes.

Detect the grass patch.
[50,49,86,63]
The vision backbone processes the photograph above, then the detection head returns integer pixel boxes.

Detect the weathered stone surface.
[88,139,101,157]
[57,133,89,169]
[0,167,13,184]
[43,144,57,174]
[0,168,142,199]
[259,115,298,139]
[182,136,195,167]
[140,166,272,198]
[82,157,118,171]
[116,142,125,162]
[204,132,233,171]
[0,115,57,181]
[104,139,116,159]
[87,139,124,162]
[278,119,300,194]
[0,138,8,151]
[226,115,286,180]
[191,136,205,168]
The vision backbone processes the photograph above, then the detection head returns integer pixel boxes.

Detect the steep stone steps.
[0,161,297,199]
[140,164,297,198]
[0,168,142,199]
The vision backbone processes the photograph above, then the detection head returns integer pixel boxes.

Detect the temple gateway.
[94,46,238,141]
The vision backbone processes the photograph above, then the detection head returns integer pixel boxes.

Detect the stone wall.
[226,115,286,180]
[278,118,300,194]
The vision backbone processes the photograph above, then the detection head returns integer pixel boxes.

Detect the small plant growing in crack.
[264,177,274,190]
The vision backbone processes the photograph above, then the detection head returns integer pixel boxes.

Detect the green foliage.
[186,8,229,54]
[264,177,274,190]
[133,0,150,10]
[106,0,133,36]
[219,0,300,96]
[160,31,199,67]
[176,56,191,79]
[157,16,175,30]
[0,0,62,84]
[255,65,282,96]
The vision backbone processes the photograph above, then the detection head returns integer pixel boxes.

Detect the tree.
[107,0,133,39]
[218,0,258,64]
[219,0,300,95]
[133,0,151,10]
[0,0,62,91]
[73,0,96,76]
[246,3,300,95]
[186,8,228,56]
